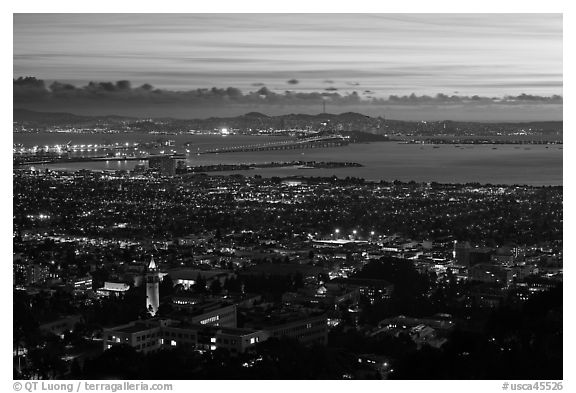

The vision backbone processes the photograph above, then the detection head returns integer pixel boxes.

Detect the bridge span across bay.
[200,134,350,154]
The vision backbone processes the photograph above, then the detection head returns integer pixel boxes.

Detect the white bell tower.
[145,256,160,316]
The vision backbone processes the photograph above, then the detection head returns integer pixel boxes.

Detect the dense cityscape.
[13,155,562,379]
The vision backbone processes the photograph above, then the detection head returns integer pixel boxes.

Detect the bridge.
[13,154,185,167]
[202,135,350,154]
[13,142,141,155]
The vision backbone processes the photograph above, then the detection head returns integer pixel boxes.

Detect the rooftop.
[113,322,156,334]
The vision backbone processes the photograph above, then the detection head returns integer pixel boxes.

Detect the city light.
[11,12,563,380]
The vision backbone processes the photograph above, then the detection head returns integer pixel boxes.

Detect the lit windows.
[200,316,220,325]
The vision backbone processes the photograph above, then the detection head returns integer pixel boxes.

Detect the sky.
[13,13,563,120]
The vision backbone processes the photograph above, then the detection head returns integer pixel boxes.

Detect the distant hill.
[13,108,562,137]
[242,112,270,118]
[14,108,88,122]
[14,108,135,124]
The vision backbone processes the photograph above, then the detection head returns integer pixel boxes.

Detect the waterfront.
[17,134,562,186]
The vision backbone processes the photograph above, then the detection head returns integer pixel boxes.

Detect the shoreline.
[177,160,363,174]
[12,167,562,189]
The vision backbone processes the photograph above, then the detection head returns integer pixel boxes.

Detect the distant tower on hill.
[145,256,160,316]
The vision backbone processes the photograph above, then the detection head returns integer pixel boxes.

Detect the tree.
[159,274,174,297]
[193,274,207,293]
[293,272,304,289]
[209,279,222,295]
[83,345,143,379]
[70,358,83,377]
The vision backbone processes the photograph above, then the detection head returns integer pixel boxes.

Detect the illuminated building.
[102,318,267,354]
[146,256,160,316]
[97,281,130,297]
[468,263,513,285]
[167,268,234,290]
[103,301,328,354]
[69,275,93,292]
[243,309,329,347]
[264,315,328,346]
[330,277,394,303]
[14,263,50,286]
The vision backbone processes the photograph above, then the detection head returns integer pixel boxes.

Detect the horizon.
[13,14,563,122]
[13,105,564,124]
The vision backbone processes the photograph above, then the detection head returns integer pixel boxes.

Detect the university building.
[103,256,328,354]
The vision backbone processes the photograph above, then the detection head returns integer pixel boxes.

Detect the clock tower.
[145,256,160,316]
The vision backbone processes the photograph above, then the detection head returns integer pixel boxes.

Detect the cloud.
[287,79,299,85]
[13,76,49,100]
[503,93,563,102]
[13,77,563,120]
[323,80,334,84]
[251,82,265,87]
[377,92,563,105]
